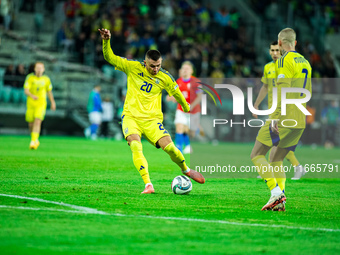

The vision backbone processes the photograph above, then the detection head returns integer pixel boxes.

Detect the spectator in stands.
[322,50,336,78]
[157,0,174,25]
[111,30,126,57]
[4,64,15,87]
[139,0,150,17]
[156,31,171,55]
[15,64,27,88]
[56,23,67,51]
[63,0,80,21]
[162,52,177,76]
[310,49,322,66]
[86,85,102,140]
[127,31,142,57]
[84,32,97,66]
[80,16,93,39]
[63,21,77,53]
[214,6,230,37]
[126,6,139,28]
[57,21,76,54]
[75,32,86,63]
[28,63,35,74]
[166,21,184,42]
[111,10,123,34]
[195,2,210,26]
[95,13,112,31]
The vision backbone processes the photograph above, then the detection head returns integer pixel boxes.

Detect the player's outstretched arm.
[98,28,114,65]
[98,28,130,74]
[173,90,190,112]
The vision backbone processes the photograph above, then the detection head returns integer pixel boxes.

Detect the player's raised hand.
[98,28,111,40]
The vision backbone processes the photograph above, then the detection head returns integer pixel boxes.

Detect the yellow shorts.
[121,115,170,148]
[256,121,304,151]
[25,104,47,122]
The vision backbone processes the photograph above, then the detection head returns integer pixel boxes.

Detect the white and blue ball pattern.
[171,175,192,195]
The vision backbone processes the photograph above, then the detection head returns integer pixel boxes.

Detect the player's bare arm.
[47,91,56,111]
[99,28,130,73]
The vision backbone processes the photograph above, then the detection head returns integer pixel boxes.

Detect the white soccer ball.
[171,175,192,195]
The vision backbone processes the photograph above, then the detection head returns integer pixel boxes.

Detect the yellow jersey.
[272,51,312,128]
[261,61,277,108]
[23,73,52,107]
[103,40,179,120]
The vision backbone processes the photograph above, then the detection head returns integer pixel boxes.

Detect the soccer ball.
[171,175,192,195]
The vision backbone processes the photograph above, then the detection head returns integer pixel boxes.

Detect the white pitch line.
[1,193,339,233]
[0,193,108,215]
[0,205,91,214]
[120,214,340,233]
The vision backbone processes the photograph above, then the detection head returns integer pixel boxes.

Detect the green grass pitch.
[0,135,339,254]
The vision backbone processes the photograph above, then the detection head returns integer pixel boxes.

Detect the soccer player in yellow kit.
[24,62,56,150]
[98,28,205,194]
[250,28,312,211]
[253,41,306,180]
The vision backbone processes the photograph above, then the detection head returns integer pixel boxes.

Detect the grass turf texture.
[0,135,339,255]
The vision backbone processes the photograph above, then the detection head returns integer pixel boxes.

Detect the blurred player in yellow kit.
[24,62,56,150]
[253,41,306,180]
[98,28,205,194]
[250,28,312,211]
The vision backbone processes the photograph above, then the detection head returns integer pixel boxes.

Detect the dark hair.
[270,41,278,47]
[146,50,161,61]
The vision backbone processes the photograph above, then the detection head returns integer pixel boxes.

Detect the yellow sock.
[163,142,188,172]
[31,132,39,142]
[271,161,286,192]
[251,155,277,190]
[130,141,150,185]
[285,151,299,167]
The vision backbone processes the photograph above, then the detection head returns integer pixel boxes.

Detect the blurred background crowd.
[0,0,339,146]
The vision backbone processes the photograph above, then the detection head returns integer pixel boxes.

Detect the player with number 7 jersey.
[251,28,312,212]
[272,49,312,129]
[98,28,205,194]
